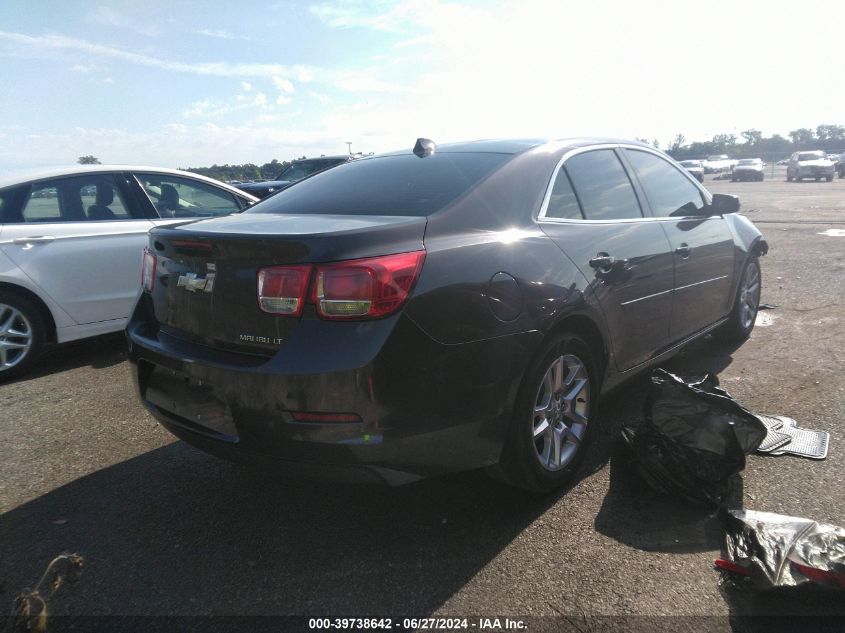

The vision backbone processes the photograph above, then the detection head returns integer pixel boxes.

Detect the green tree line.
[662,124,845,161]
[180,157,309,183]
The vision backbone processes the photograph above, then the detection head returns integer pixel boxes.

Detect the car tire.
[826,175,833,182]
[0,292,46,381]
[815,177,821,182]
[787,173,793,181]
[492,332,598,494]
[796,176,802,182]
[713,257,761,343]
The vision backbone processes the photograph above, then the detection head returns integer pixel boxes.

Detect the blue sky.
[2,0,844,171]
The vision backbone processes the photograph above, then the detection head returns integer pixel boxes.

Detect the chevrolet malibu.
[127,139,767,492]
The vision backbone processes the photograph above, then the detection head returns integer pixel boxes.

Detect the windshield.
[249,152,511,217]
[737,159,760,166]
[275,159,346,182]
[798,152,826,161]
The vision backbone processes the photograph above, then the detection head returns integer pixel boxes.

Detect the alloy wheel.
[739,263,761,330]
[532,354,590,471]
[0,303,34,372]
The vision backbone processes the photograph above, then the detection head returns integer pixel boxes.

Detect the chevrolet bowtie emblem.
[177,272,215,293]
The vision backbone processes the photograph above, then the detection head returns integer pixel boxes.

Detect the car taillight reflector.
[141,248,157,292]
[257,265,312,316]
[311,251,426,320]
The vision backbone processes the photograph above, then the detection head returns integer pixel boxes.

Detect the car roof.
[380,137,658,157]
[0,164,258,200]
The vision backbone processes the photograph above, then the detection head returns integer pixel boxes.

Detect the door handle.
[675,243,692,258]
[13,236,56,245]
[589,254,616,269]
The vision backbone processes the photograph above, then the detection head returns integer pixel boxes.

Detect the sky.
[1,0,844,171]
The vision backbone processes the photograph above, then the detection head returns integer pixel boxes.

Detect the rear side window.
[544,168,583,219]
[625,150,705,218]
[564,150,642,221]
[17,175,132,223]
[249,153,511,217]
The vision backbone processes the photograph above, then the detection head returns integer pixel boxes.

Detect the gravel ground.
[1,166,843,628]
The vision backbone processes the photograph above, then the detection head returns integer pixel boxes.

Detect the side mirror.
[709,193,740,215]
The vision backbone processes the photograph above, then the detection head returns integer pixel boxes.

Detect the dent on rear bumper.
[127,298,541,481]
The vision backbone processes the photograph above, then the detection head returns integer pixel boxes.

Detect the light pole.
[346,142,352,155]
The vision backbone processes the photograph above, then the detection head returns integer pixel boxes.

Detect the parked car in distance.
[127,138,767,493]
[786,150,835,182]
[0,165,258,379]
[678,160,705,182]
[238,156,356,198]
[703,154,733,174]
[732,158,765,182]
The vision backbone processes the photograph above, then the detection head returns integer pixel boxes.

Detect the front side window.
[135,173,241,218]
[564,150,642,221]
[16,175,131,223]
[625,150,705,218]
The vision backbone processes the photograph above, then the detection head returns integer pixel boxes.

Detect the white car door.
[0,174,154,325]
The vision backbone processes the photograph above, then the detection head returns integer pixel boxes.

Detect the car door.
[622,148,736,340]
[538,147,675,371]
[0,174,155,324]
[130,172,248,228]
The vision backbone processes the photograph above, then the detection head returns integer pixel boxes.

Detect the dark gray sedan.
[127,138,767,492]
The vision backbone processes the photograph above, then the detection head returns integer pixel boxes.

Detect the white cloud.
[241,81,252,92]
[194,28,239,40]
[0,30,314,79]
[272,76,295,94]
[310,92,331,106]
[70,64,90,73]
[276,95,292,106]
[103,77,114,84]
[0,123,353,170]
[88,5,160,37]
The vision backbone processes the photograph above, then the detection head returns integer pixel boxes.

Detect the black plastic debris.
[621,369,767,507]
[720,509,845,590]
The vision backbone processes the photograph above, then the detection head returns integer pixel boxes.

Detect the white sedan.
[0,165,257,379]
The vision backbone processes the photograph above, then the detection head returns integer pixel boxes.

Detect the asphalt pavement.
[1,166,844,628]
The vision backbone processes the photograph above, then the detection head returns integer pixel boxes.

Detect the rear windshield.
[248,152,511,217]
[275,159,346,182]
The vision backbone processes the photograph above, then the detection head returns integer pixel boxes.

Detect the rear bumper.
[126,295,541,484]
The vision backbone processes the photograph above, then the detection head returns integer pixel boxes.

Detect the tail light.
[255,250,425,321]
[311,251,425,319]
[141,248,157,292]
[257,265,312,316]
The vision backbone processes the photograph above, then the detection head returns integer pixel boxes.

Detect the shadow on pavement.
[0,442,556,616]
[3,333,127,384]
